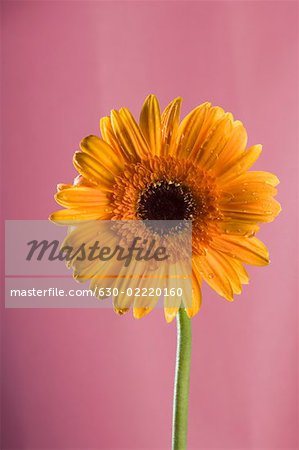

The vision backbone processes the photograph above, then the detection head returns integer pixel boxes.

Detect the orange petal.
[192,113,234,166]
[193,251,234,301]
[57,183,72,192]
[221,198,281,223]
[214,253,243,295]
[110,109,149,161]
[210,235,270,266]
[139,94,161,156]
[175,102,212,157]
[162,263,183,323]
[177,104,228,160]
[55,186,111,209]
[205,120,247,172]
[218,145,262,183]
[160,97,182,156]
[222,171,280,188]
[49,208,107,224]
[73,258,108,282]
[218,221,260,237]
[185,271,202,318]
[225,257,249,285]
[62,221,114,254]
[73,151,115,190]
[73,175,95,187]
[220,184,277,205]
[200,105,228,134]
[164,307,180,323]
[133,307,153,319]
[80,135,124,174]
[113,289,134,311]
[114,307,130,316]
[99,116,123,156]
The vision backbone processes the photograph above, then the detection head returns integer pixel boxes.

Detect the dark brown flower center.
[137,180,196,221]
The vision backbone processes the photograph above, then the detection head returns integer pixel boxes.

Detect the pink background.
[1,1,298,449]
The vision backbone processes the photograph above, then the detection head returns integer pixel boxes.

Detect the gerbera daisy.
[50,95,281,322]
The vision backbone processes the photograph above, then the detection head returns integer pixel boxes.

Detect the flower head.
[50,95,281,321]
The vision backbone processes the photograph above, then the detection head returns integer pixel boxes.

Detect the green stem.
[172,308,192,450]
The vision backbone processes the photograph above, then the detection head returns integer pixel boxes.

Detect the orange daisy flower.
[50,95,281,321]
